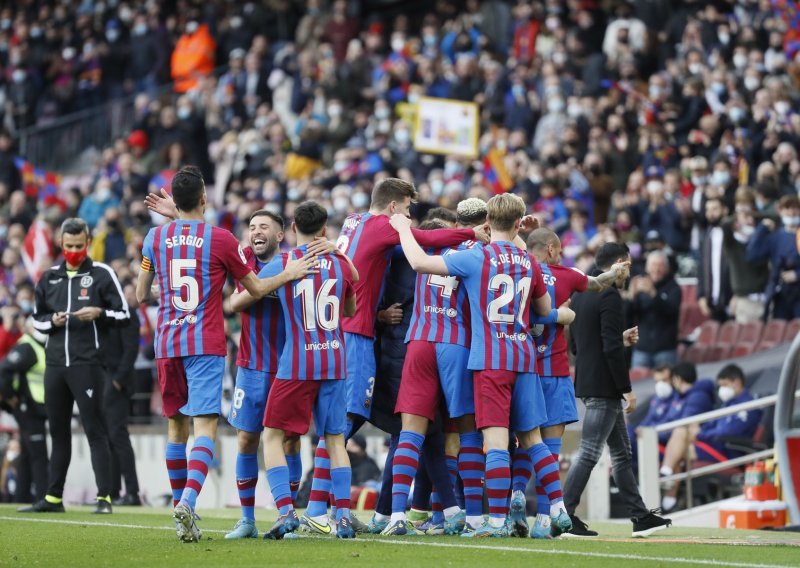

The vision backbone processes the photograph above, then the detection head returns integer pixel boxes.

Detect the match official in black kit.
[19,218,130,514]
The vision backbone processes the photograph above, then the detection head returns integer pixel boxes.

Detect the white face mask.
[394,129,410,144]
[647,180,664,196]
[391,37,405,53]
[718,385,736,403]
[649,85,662,99]
[548,98,565,114]
[352,193,369,209]
[775,101,790,115]
[733,53,748,69]
[744,76,760,91]
[781,215,800,229]
[655,381,674,400]
[430,178,444,196]
[688,62,704,75]
[333,196,350,212]
[711,170,730,186]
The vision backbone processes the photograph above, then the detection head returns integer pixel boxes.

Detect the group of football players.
[139,166,627,542]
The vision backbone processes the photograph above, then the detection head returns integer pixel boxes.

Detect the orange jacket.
[171,24,216,93]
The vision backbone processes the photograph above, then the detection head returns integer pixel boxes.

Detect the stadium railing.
[16,65,229,172]
[637,389,800,511]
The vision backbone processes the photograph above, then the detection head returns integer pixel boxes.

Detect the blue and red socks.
[529,441,564,517]
[182,436,214,510]
[266,465,294,516]
[305,439,331,518]
[459,432,485,526]
[485,449,511,527]
[166,442,187,508]
[391,431,425,519]
[286,452,302,505]
[236,452,258,521]
[331,467,352,522]
[512,444,533,494]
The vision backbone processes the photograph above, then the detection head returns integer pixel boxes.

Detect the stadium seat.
[629,367,652,382]
[783,318,800,344]
[679,304,707,339]
[755,320,787,352]
[695,320,720,346]
[716,320,740,346]
[705,344,733,362]
[730,343,755,359]
[684,344,710,364]
[680,283,697,304]
[738,321,763,345]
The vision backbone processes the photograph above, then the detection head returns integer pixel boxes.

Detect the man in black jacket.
[102,281,141,506]
[564,242,671,538]
[628,250,682,369]
[0,319,49,503]
[20,218,130,514]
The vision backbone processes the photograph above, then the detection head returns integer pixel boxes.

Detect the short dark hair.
[418,219,448,230]
[778,195,800,210]
[249,209,285,231]
[371,177,418,210]
[61,218,89,237]
[595,242,630,271]
[294,201,328,235]
[171,165,205,211]
[717,363,745,384]
[527,228,558,252]
[425,207,457,225]
[654,363,672,374]
[671,362,697,384]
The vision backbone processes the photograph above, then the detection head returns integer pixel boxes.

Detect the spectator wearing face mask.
[659,364,761,512]
[171,16,216,93]
[78,178,121,230]
[721,190,769,324]
[746,195,800,320]
[629,364,675,472]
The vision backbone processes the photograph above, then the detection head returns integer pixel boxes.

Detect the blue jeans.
[563,397,650,519]
[631,349,677,369]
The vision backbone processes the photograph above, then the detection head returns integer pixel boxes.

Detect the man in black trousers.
[102,281,142,506]
[564,242,672,538]
[20,218,130,514]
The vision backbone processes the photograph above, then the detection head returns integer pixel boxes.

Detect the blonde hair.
[486,194,525,232]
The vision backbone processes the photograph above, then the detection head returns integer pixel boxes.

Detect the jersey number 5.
[486,275,531,326]
[294,279,340,331]
[170,258,200,312]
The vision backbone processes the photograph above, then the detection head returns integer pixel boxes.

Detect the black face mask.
[589,164,602,175]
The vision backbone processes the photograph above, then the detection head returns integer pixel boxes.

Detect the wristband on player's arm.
[530,308,558,326]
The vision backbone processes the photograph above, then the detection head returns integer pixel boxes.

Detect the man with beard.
[697,198,732,322]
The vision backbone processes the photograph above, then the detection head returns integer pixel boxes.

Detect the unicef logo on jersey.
[446,308,457,318]
[330,339,340,350]
[538,344,547,353]
[167,314,198,326]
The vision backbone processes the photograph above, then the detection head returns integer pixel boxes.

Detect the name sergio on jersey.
[305,339,341,352]
[424,305,458,318]
[489,252,531,270]
[165,234,205,248]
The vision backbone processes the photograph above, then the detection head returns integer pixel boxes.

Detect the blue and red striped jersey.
[444,241,547,371]
[141,220,252,359]
[236,248,284,373]
[533,263,588,377]
[337,212,475,338]
[405,240,477,347]
[261,246,354,381]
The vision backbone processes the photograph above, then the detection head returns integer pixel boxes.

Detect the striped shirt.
[141,220,252,359]
[261,246,354,381]
[444,241,547,371]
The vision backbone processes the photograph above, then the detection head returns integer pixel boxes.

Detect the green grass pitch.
[1,505,799,567]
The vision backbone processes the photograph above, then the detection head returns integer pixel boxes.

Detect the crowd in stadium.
[0,0,798,541]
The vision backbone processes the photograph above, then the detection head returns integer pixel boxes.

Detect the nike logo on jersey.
[85,389,93,398]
